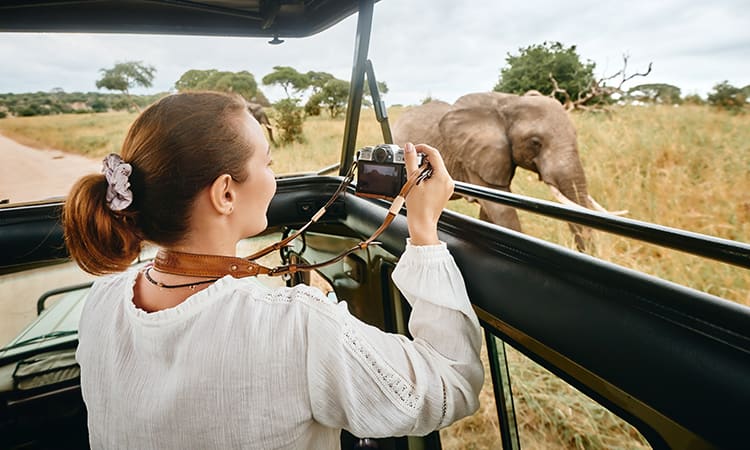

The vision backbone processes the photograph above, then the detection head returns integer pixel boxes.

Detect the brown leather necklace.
[151,161,432,282]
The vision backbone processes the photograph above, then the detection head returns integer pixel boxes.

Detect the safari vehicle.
[1,1,749,449]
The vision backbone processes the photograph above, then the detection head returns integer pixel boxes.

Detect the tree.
[303,74,388,117]
[495,42,596,105]
[305,78,350,117]
[262,66,310,98]
[174,69,217,91]
[363,80,389,107]
[175,69,264,103]
[96,61,155,110]
[628,83,682,104]
[206,71,259,100]
[707,81,746,112]
[305,70,335,92]
[496,42,651,111]
[682,94,705,105]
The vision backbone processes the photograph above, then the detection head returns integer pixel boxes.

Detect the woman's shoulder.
[86,268,139,303]
[241,280,338,309]
[209,278,349,335]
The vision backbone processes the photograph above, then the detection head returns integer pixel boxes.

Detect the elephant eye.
[530,136,543,148]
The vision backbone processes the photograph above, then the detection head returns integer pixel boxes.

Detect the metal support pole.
[486,333,521,450]
[339,0,374,176]
[365,59,393,144]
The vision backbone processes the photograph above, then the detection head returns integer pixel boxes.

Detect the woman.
[64,91,483,449]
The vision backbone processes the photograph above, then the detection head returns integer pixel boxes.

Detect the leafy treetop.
[494,41,596,104]
[262,66,310,98]
[174,69,267,105]
[96,61,156,95]
[628,83,682,104]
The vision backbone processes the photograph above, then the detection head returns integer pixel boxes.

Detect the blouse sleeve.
[305,241,484,438]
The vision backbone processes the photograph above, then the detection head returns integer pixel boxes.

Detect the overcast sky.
[1,0,748,105]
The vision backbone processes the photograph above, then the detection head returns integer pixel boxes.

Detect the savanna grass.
[0,111,133,155]
[1,103,747,449]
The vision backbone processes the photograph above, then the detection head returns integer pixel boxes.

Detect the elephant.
[247,101,276,145]
[392,91,618,250]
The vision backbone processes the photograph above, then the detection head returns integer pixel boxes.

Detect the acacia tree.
[627,83,682,104]
[96,61,156,110]
[174,69,268,105]
[304,73,388,117]
[262,66,309,98]
[174,69,216,91]
[308,79,350,117]
[260,67,309,144]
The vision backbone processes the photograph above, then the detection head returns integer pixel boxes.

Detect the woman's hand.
[403,142,454,245]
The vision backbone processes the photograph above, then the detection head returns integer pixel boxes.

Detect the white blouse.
[76,241,484,449]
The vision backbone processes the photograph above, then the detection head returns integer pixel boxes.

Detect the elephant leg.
[477,199,521,232]
[568,223,593,253]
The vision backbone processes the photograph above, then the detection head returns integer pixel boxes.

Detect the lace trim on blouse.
[261,285,327,305]
[439,380,448,428]
[343,321,422,417]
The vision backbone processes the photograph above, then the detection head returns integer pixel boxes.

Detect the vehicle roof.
[0,0,375,37]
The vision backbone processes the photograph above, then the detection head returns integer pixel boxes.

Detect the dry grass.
[510,105,750,306]
[0,111,133,156]
[1,103,748,448]
[438,335,651,450]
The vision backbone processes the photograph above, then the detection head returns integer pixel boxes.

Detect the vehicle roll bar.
[454,181,750,269]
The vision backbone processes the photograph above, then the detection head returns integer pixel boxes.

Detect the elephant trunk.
[537,148,592,251]
[539,148,590,207]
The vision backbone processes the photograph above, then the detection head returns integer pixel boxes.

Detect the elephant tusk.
[547,184,628,216]
[588,195,628,216]
[547,184,584,208]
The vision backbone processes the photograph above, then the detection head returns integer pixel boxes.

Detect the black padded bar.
[455,181,750,269]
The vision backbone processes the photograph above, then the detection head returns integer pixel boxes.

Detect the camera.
[356,144,423,200]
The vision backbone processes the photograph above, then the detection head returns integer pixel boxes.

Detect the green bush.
[89,99,109,113]
[272,98,305,144]
[707,81,746,113]
[304,93,322,116]
[682,94,705,105]
[110,97,132,111]
[17,103,46,116]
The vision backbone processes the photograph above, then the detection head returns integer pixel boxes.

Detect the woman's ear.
[208,174,236,215]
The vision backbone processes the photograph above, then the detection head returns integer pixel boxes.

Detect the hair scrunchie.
[102,154,133,211]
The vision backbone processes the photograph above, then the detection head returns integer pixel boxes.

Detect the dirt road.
[0,133,100,204]
[0,134,99,345]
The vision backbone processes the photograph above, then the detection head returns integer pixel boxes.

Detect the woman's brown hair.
[63,91,254,275]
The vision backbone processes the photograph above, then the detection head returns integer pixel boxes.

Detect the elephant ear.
[438,106,514,188]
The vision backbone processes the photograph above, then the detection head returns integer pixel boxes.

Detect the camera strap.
[153,162,432,279]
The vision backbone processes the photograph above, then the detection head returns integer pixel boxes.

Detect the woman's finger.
[404,142,418,174]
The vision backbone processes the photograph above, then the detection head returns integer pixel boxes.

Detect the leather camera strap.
[153,163,431,279]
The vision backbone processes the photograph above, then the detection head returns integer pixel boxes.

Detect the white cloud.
[1,0,748,104]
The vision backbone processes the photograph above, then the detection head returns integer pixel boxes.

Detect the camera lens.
[373,146,389,163]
